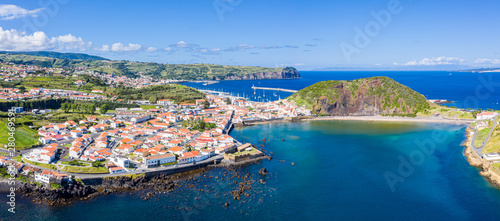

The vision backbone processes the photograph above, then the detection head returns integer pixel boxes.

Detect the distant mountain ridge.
[0,51,299,80]
[288,76,429,116]
[0,51,108,61]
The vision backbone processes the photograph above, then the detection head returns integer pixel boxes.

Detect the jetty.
[251,85,298,93]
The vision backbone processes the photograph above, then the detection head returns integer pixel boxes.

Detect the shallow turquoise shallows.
[2,121,500,220]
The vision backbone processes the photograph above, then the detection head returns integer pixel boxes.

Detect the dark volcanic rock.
[20,181,97,204]
[258,168,268,175]
[217,67,300,80]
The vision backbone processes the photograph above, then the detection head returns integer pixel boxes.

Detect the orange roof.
[130,140,143,146]
[168,146,183,152]
[182,151,200,158]
[121,138,133,143]
[145,153,174,160]
[117,144,133,150]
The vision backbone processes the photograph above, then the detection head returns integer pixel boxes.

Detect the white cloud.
[146,47,157,52]
[0,27,90,51]
[394,57,465,66]
[176,41,189,48]
[95,44,111,52]
[475,58,500,65]
[0,4,44,20]
[111,43,141,51]
[56,34,91,50]
[95,43,142,52]
[224,44,255,51]
[164,47,172,51]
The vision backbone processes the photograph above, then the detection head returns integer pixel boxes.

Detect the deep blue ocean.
[183,71,500,110]
[2,71,500,220]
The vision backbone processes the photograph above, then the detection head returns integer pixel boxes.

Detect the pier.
[251,85,298,93]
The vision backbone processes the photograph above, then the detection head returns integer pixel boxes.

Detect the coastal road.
[471,115,498,157]
[17,154,223,179]
[69,154,224,179]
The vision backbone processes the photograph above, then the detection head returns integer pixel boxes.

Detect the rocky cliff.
[217,67,300,80]
[288,76,429,116]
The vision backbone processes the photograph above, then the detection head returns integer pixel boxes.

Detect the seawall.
[80,158,222,186]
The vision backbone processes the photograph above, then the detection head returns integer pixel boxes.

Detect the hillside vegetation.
[288,76,430,116]
[0,51,107,60]
[110,84,205,103]
[0,52,299,80]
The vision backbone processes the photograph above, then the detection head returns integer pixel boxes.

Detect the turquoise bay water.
[2,121,500,220]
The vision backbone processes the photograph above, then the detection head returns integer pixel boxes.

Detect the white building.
[34,170,54,184]
[484,153,500,162]
[0,156,9,166]
[131,115,151,124]
[111,156,130,168]
[109,167,127,174]
[477,112,498,120]
[144,153,176,168]
[157,99,172,106]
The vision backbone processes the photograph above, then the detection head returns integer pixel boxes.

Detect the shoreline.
[462,128,500,188]
[243,115,500,189]
[240,115,475,127]
[3,157,270,206]
[6,115,493,205]
[303,116,474,124]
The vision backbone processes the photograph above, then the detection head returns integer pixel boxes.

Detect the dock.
[251,85,298,93]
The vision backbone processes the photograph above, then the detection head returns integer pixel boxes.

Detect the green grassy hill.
[0,52,299,80]
[288,76,430,116]
[0,51,108,60]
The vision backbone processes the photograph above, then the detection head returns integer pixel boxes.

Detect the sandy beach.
[303,116,475,124]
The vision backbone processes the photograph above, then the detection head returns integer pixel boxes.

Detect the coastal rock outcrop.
[217,67,300,80]
[258,168,268,175]
[288,76,430,116]
[19,181,97,204]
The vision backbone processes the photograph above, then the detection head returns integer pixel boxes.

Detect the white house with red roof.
[0,156,9,166]
[35,170,54,184]
[157,99,172,106]
[109,166,127,174]
[477,112,498,120]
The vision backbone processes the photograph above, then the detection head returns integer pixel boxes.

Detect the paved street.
[471,115,498,157]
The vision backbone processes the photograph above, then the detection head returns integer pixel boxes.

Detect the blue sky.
[1,0,499,70]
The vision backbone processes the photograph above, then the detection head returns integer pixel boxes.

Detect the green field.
[22,158,58,170]
[61,165,109,174]
[0,120,40,150]
[60,160,91,166]
[475,127,491,148]
[232,148,260,155]
[111,84,204,103]
[139,105,160,110]
[417,103,474,119]
[483,125,500,153]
